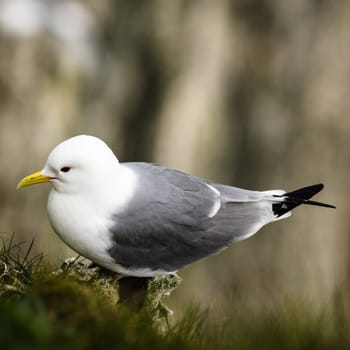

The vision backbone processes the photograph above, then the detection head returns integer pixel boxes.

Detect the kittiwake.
[17,135,335,277]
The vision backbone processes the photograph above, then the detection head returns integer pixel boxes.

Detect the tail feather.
[272,184,336,218]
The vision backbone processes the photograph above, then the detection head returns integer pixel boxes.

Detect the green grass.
[0,236,349,350]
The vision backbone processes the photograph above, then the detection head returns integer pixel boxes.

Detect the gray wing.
[108,163,274,273]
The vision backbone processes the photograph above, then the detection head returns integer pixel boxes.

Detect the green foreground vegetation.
[0,237,349,350]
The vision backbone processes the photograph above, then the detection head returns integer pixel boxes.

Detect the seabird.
[17,135,335,277]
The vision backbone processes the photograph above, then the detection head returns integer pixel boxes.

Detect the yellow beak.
[17,170,51,189]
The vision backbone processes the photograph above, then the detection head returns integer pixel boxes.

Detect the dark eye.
[60,167,71,173]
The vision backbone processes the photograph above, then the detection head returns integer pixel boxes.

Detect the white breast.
[47,191,116,266]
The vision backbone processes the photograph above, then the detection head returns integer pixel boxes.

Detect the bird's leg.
[118,277,150,311]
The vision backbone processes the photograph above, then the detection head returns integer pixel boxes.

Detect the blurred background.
[0,0,348,316]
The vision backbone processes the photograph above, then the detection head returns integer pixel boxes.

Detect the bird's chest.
[47,192,114,264]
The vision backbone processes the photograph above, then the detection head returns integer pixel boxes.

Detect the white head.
[17,135,120,194]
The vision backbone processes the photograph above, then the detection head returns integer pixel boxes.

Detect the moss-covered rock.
[55,258,182,329]
[0,236,182,331]
[55,258,121,305]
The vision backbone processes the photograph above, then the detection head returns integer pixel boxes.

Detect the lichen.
[146,274,182,328]
[55,258,121,305]
[55,257,182,329]
[0,260,27,297]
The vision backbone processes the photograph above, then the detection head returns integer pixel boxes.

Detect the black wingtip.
[272,184,335,218]
[284,183,324,199]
